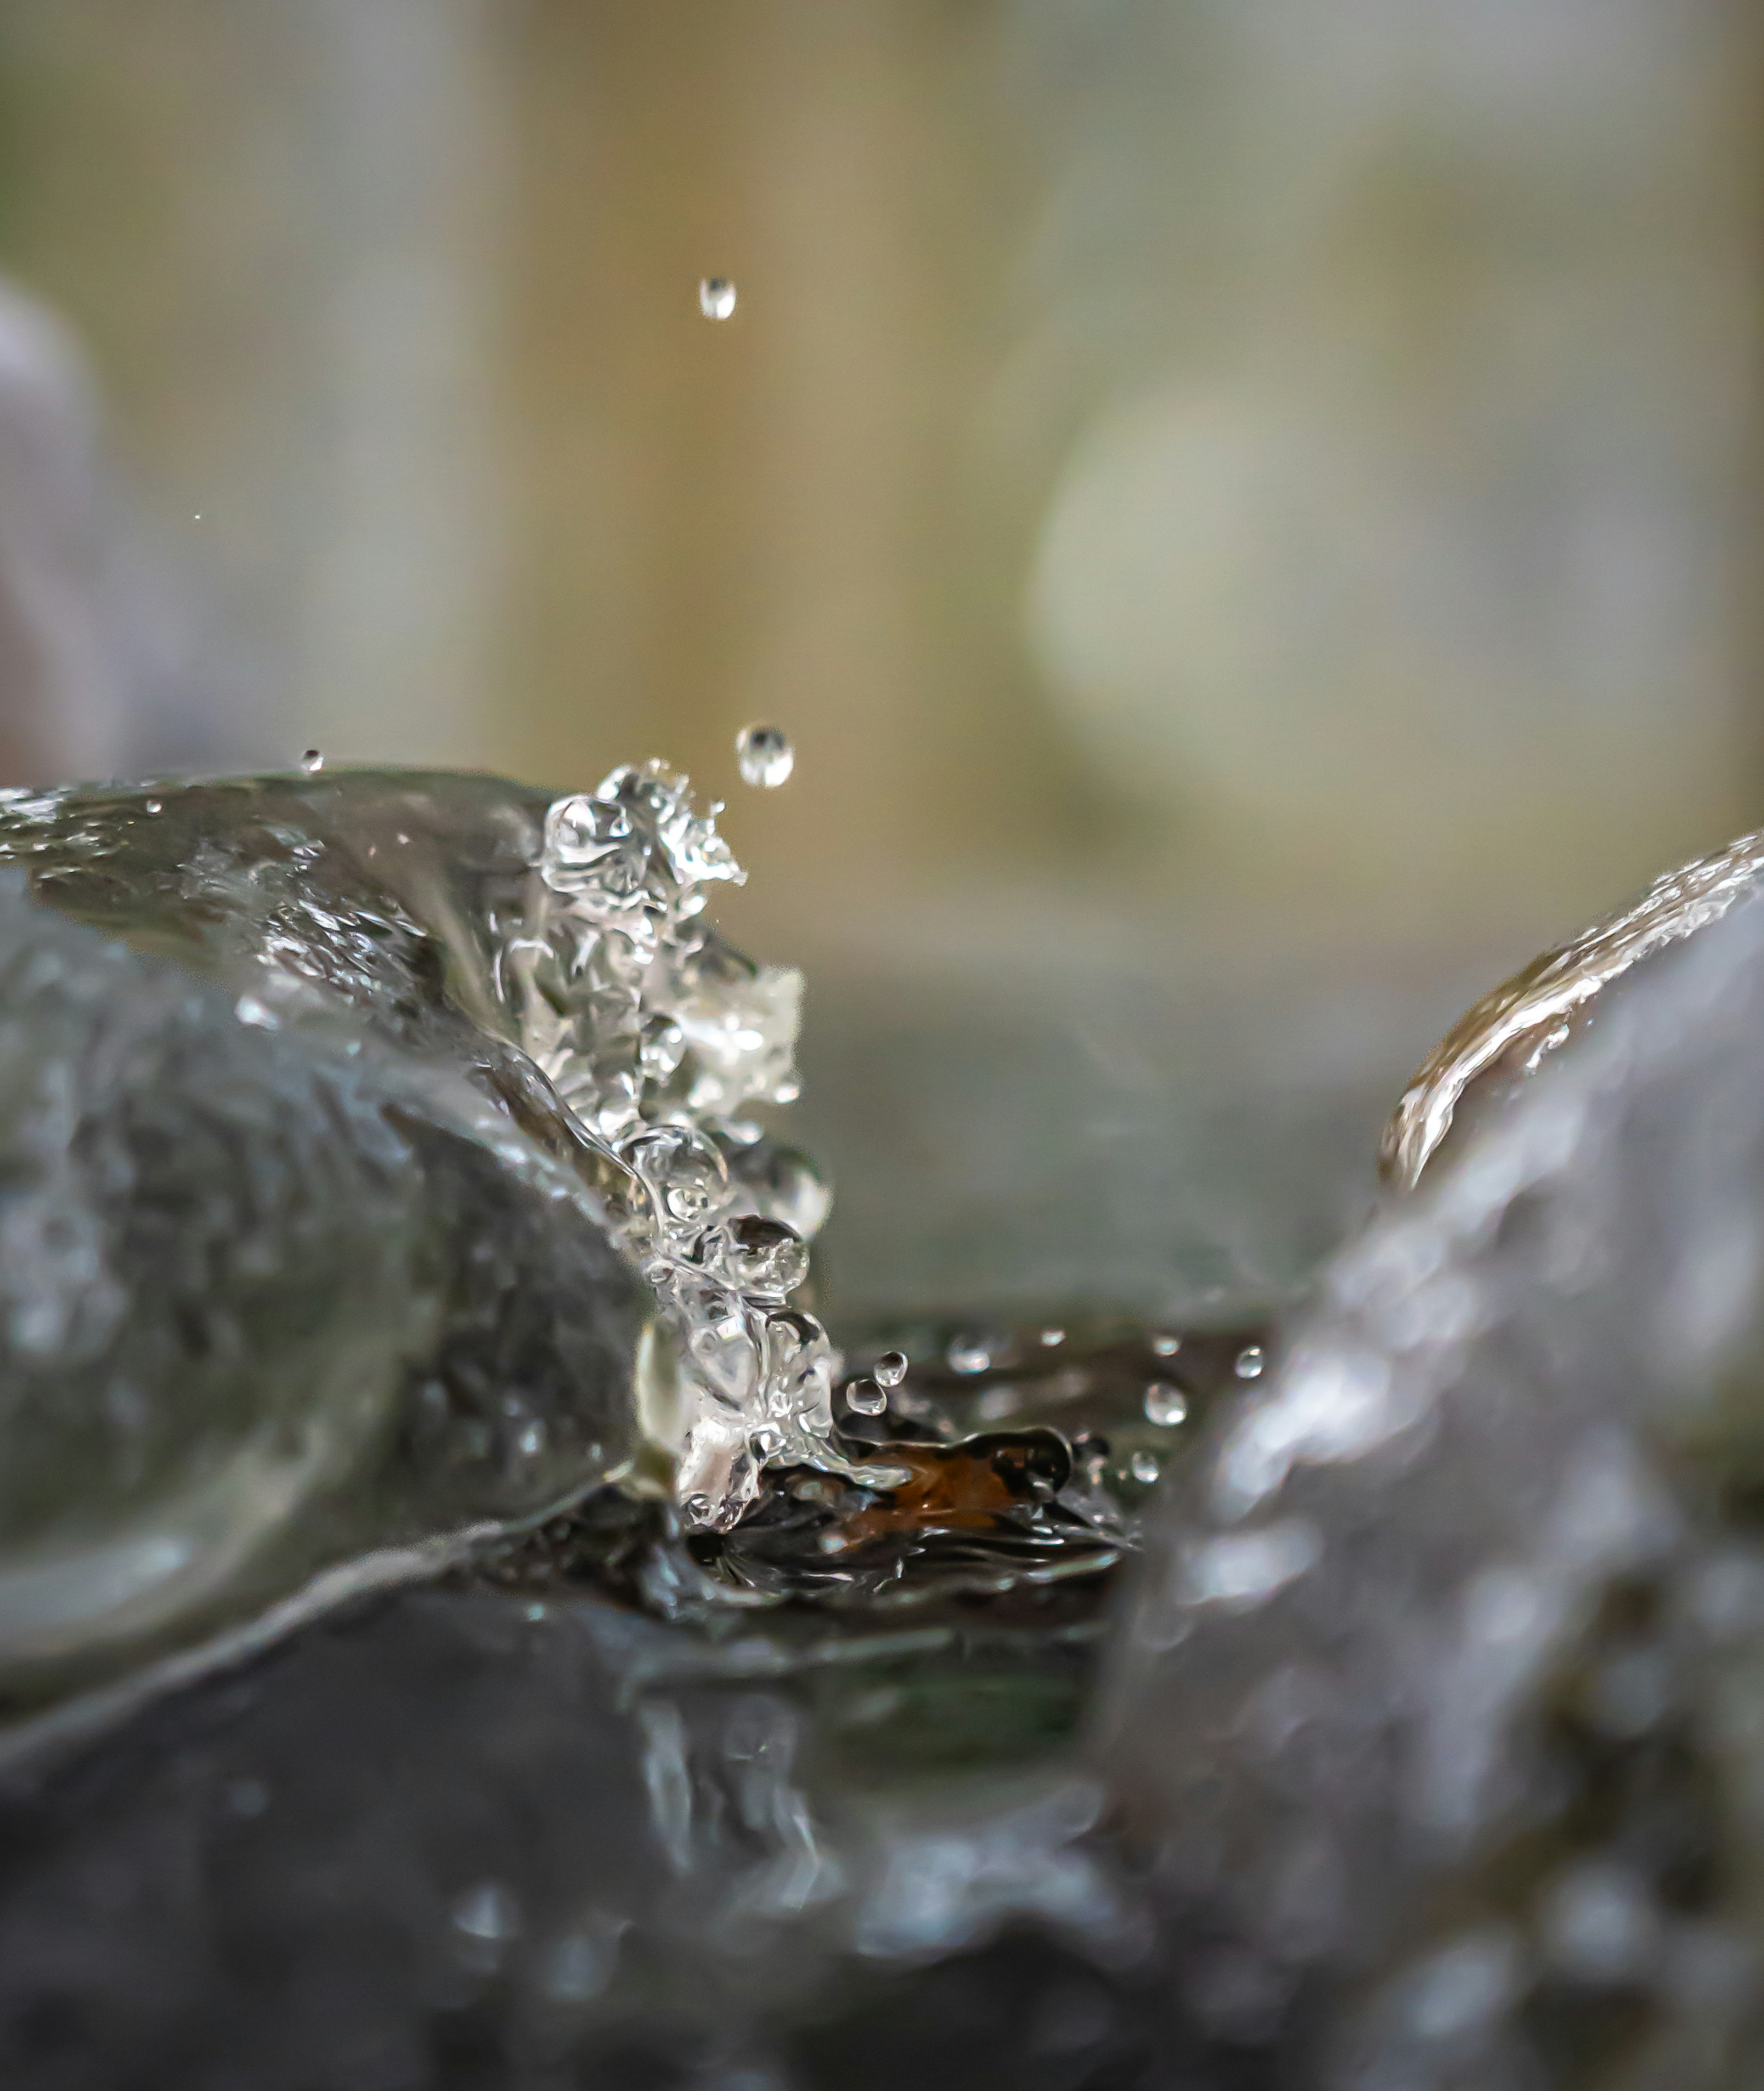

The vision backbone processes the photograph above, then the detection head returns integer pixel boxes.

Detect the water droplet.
[845,1378,887,1417]
[1234,1344,1266,1380]
[525,1601,547,1622]
[1130,1450,1161,1485]
[874,1350,909,1389]
[1150,1333,1182,1357]
[1144,1382,1188,1427]
[300,748,323,774]
[946,1336,993,1375]
[1038,1326,1066,1346]
[699,276,737,321]
[233,994,275,1029]
[143,800,162,815]
[735,723,793,789]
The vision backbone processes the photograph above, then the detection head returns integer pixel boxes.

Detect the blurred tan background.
[0,0,1759,1317]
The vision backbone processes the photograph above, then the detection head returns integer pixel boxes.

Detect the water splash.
[510,760,874,1529]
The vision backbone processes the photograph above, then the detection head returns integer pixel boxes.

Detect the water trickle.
[699,277,737,321]
[300,749,323,774]
[1143,1382,1187,1427]
[735,724,793,789]
[1234,1344,1266,1380]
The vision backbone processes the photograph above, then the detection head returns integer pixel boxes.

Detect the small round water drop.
[1150,1333,1182,1358]
[1234,1344,1266,1380]
[300,748,323,774]
[735,723,793,789]
[699,276,737,321]
[845,1378,887,1417]
[1144,1382,1187,1427]
[874,1349,909,1389]
[1039,1326,1066,1347]
[143,800,162,815]
[946,1336,992,1375]
[1130,1449,1161,1485]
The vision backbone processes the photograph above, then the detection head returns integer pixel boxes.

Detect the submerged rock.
[0,1582,1167,2091]
[0,773,645,1710]
[1100,893,1764,2086]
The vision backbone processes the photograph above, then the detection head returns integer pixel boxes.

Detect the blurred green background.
[0,0,1757,1321]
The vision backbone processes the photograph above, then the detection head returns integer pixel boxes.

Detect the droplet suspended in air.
[845,1378,887,1417]
[946,1335,993,1375]
[1129,1450,1161,1485]
[300,748,323,774]
[1143,1381,1187,1427]
[699,276,737,321]
[873,1349,909,1389]
[1039,1326,1066,1347]
[735,723,793,789]
[1150,1333,1182,1358]
[1235,1343,1266,1380]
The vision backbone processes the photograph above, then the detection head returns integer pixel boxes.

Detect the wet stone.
[0,774,646,1710]
[1100,895,1764,2087]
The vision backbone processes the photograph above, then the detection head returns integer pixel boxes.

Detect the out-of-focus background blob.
[0,0,1758,1321]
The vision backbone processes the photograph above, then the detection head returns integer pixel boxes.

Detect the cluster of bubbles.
[509,746,871,1528]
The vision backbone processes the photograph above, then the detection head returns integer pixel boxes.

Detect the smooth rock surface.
[1100,895,1764,2087]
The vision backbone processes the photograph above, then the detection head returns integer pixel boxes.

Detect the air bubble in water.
[300,748,323,774]
[874,1349,909,1389]
[1130,1450,1161,1485]
[699,276,737,321]
[1144,1382,1187,1427]
[735,723,793,789]
[845,1378,887,1417]
[1235,1344,1266,1380]
[700,1215,808,1300]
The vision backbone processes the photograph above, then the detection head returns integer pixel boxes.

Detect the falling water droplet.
[1150,1333,1182,1357]
[1039,1326,1066,1347]
[946,1336,993,1375]
[300,748,323,774]
[845,1378,887,1417]
[1129,1450,1161,1485]
[1235,1344,1266,1380]
[735,723,793,789]
[874,1350,909,1389]
[1144,1382,1188,1427]
[144,800,162,815]
[699,276,737,321]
